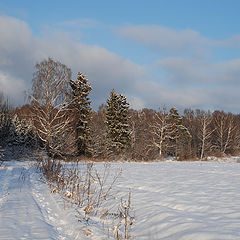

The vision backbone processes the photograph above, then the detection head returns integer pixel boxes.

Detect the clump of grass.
[101,191,135,240]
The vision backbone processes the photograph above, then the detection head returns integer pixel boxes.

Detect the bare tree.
[89,105,106,158]
[150,107,173,158]
[232,114,240,153]
[223,113,237,154]
[212,111,237,154]
[183,109,200,158]
[29,58,71,156]
[129,109,155,160]
[197,111,214,159]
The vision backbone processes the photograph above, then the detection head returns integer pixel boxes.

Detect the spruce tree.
[69,72,92,156]
[168,107,191,158]
[0,101,12,147]
[9,115,37,148]
[105,89,131,156]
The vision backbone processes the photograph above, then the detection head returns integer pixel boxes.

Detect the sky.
[0,0,240,112]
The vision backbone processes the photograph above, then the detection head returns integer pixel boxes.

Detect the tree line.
[1,58,240,161]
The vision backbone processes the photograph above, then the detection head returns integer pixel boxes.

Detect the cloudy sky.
[0,0,240,112]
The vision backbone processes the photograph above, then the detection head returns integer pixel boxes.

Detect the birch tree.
[129,109,155,160]
[212,111,237,154]
[90,105,106,158]
[197,111,214,159]
[30,58,71,156]
[150,107,173,158]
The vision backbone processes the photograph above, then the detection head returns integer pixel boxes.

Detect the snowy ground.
[0,161,83,240]
[0,159,240,239]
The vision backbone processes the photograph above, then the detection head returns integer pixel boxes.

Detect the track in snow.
[0,161,81,240]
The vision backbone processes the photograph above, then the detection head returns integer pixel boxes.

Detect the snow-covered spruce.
[8,114,37,147]
[105,89,131,157]
[168,107,191,158]
[69,72,92,156]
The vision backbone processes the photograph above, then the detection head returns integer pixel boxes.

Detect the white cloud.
[150,56,240,111]
[0,15,32,51]
[0,71,26,105]
[1,15,240,112]
[134,79,240,112]
[155,56,240,85]
[155,57,212,84]
[217,59,240,83]
[0,15,148,107]
[117,25,209,56]
[214,35,240,48]
[117,24,240,58]
[128,96,145,110]
[135,81,208,109]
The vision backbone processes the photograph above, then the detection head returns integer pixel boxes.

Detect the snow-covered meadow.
[0,159,240,239]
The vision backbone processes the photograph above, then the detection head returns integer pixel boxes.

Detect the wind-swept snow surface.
[0,160,240,239]
[116,161,240,240]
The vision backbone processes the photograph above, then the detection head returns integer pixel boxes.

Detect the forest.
[1,57,240,162]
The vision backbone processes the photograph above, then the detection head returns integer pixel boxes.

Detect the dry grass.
[38,156,134,239]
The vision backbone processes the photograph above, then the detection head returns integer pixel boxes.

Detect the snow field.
[0,160,240,239]
[114,161,240,239]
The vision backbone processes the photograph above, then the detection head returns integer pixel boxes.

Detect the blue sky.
[0,0,240,112]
